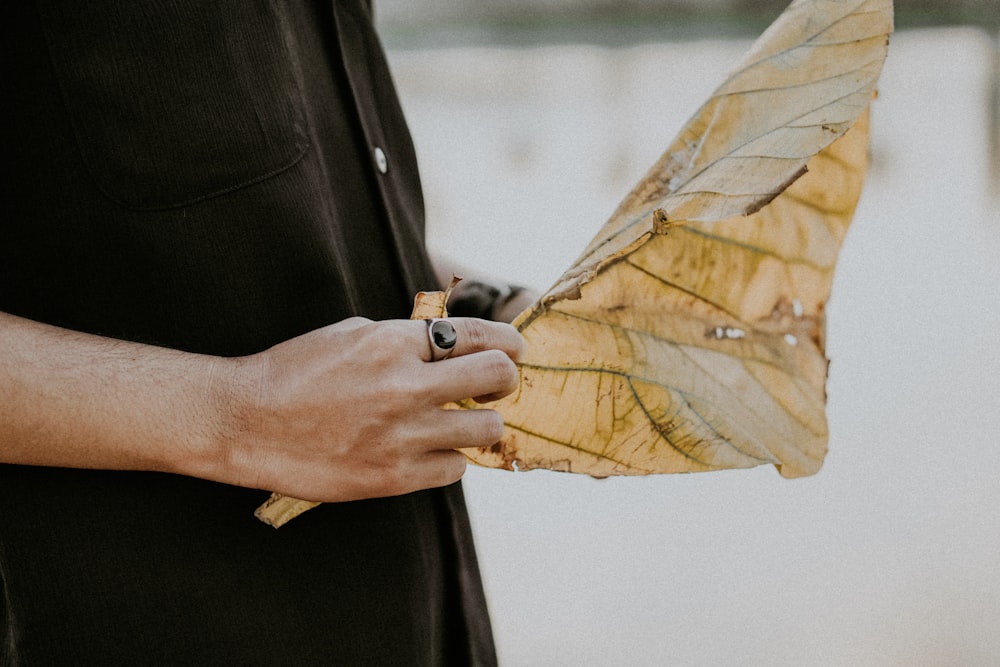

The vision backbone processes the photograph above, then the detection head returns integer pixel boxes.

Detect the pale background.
[380,6,999,665]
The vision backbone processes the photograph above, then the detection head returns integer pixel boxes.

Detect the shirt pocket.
[37,0,309,211]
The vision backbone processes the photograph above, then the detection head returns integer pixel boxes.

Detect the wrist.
[178,354,265,487]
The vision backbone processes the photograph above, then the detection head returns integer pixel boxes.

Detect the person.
[1,2,531,664]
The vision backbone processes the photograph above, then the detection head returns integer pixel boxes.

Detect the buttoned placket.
[331,2,432,298]
[373,146,388,174]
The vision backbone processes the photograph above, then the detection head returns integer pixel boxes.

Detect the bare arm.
[0,310,524,502]
[0,311,232,475]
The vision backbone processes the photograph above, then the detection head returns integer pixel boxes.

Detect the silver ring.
[425,318,457,361]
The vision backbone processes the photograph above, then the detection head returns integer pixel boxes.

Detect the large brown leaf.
[462,0,893,478]
[255,0,893,526]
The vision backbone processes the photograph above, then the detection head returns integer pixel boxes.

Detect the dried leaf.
[461,0,893,478]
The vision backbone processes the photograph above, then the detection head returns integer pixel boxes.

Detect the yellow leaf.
[462,0,893,479]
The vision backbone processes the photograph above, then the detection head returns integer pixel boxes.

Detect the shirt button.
[373,146,388,174]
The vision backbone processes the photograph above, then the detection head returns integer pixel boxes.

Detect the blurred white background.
[384,13,1000,666]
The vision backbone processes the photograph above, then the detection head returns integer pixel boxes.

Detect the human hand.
[219,317,524,503]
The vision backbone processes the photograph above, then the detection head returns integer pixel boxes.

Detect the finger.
[420,407,506,451]
[346,449,468,500]
[389,450,467,497]
[423,351,520,406]
[421,450,468,489]
[416,317,525,363]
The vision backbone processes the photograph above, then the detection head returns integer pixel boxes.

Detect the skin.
[0,310,525,502]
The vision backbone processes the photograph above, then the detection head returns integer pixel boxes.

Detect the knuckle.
[383,468,408,496]
[443,453,468,484]
[355,319,417,357]
[470,409,504,446]
[342,316,372,328]
[460,318,490,351]
[371,456,410,497]
[484,351,519,392]
[378,321,417,354]
[379,373,417,404]
[483,410,505,443]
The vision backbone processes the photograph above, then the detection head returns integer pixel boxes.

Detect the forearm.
[0,311,240,478]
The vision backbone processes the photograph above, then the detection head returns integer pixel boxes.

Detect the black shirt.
[0,2,496,664]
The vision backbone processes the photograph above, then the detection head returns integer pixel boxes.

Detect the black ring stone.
[429,319,457,350]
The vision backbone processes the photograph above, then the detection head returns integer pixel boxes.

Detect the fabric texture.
[0,1,496,664]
